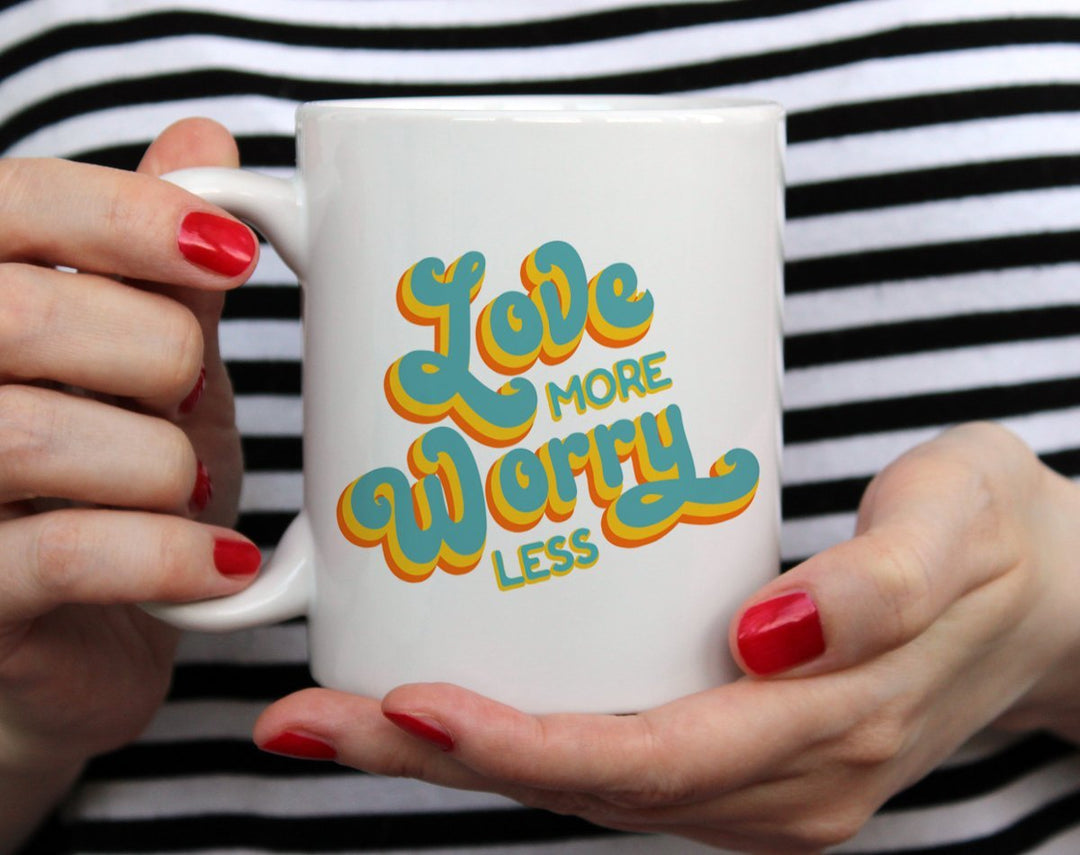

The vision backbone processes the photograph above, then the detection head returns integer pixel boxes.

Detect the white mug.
[152,96,785,714]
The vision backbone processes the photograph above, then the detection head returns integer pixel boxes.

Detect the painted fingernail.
[179,365,206,414]
[189,460,212,513]
[260,731,337,761]
[384,712,454,752]
[177,212,256,276]
[736,591,825,676]
[213,539,261,577]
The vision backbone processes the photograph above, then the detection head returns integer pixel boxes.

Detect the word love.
[385,241,654,447]
[337,403,760,583]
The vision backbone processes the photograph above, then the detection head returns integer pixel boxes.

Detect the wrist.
[997,465,1080,742]
[0,748,83,855]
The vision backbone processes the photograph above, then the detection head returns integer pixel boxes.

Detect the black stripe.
[883,733,1076,812]
[784,376,1080,444]
[787,231,1080,292]
[75,134,298,171]
[848,788,1080,855]
[786,306,1080,369]
[6,18,1080,153]
[69,83,1080,175]
[782,445,1080,520]
[789,83,1080,144]
[238,511,295,546]
[39,809,615,852]
[242,435,301,471]
[788,155,1080,219]
[1,0,847,75]
[84,739,347,780]
[783,475,868,519]
[169,663,315,701]
[224,284,300,321]
[228,360,300,395]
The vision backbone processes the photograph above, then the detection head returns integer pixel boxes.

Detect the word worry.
[337,241,759,586]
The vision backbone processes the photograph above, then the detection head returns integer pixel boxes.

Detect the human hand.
[0,118,262,842]
[253,422,1080,853]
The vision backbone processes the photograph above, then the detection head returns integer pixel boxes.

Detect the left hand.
[253,422,1080,853]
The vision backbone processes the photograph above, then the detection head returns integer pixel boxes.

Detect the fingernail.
[736,591,825,676]
[213,538,261,577]
[179,365,206,414]
[189,460,212,513]
[260,731,337,761]
[384,712,454,752]
[177,212,256,276]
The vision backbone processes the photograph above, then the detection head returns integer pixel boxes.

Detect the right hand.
[0,119,261,802]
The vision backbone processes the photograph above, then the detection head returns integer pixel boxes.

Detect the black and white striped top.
[4,1,1080,852]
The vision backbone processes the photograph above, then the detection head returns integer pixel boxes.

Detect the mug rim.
[298,95,783,122]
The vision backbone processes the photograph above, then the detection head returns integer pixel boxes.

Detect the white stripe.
[784,265,1080,335]
[174,622,307,665]
[6,3,1076,123]
[0,0,719,50]
[784,336,1080,411]
[235,395,302,436]
[786,112,1080,186]
[220,320,301,360]
[3,96,298,158]
[784,407,1080,487]
[81,841,720,855]
[786,186,1080,262]
[782,510,856,560]
[240,471,302,512]
[720,43,1080,115]
[836,755,1080,851]
[1029,823,1080,855]
[140,701,266,741]
[68,774,519,820]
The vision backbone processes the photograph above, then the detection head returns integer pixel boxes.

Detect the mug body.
[298,96,783,713]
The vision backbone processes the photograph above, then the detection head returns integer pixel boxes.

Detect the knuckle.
[0,385,54,485]
[782,806,869,851]
[0,161,35,253]
[155,421,198,503]
[155,300,204,398]
[603,771,696,810]
[32,512,90,600]
[863,533,933,649]
[841,709,910,768]
[148,521,198,599]
[0,266,45,366]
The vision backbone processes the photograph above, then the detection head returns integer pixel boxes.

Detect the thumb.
[729,423,1038,678]
[137,116,241,178]
[135,117,251,321]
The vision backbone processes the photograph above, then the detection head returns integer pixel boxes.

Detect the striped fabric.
[3,0,1080,852]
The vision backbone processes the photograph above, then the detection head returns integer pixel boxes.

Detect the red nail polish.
[737,591,825,676]
[189,460,212,513]
[177,212,256,276]
[213,539,261,577]
[260,731,337,761]
[384,712,454,752]
[179,365,206,414]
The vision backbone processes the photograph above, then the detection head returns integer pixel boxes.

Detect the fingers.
[731,422,1039,678]
[0,156,256,286]
[0,264,204,413]
[0,508,260,623]
[0,385,206,512]
[256,678,847,808]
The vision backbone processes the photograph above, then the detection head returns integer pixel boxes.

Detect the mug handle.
[143,167,313,632]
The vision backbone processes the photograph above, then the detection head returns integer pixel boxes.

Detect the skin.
[0,119,258,852]
[4,120,1080,855]
[254,425,1080,853]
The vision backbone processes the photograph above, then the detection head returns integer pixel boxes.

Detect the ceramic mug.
[151,96,785,714]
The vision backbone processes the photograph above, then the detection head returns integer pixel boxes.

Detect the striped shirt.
[3,1,1080,852]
